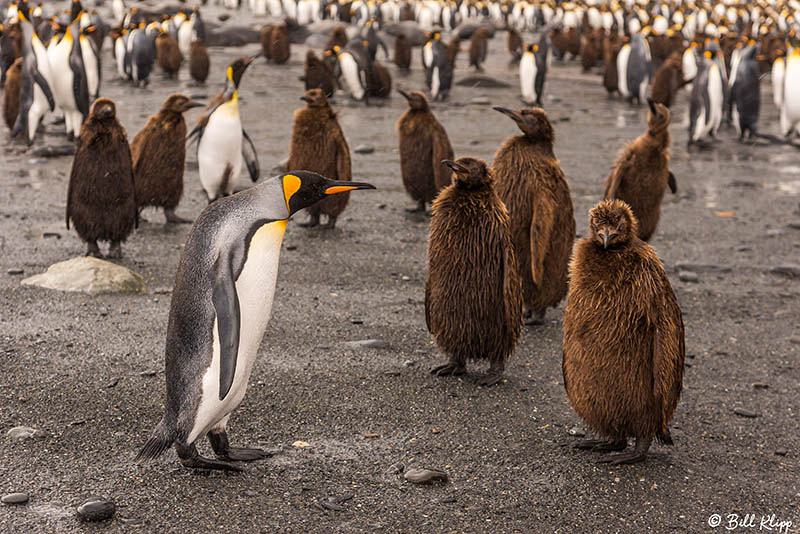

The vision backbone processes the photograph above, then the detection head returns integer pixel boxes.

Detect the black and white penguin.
[423,31,452,101]
[361,18,387,61]
[618,31,652,104]
[49,0,89,140]
[135,171,375,471]
[332,44,368,101]
[188,56,261,202]
[79,23,100,100]
[688,50,724,145]
[12,0,55,145]
[127,21,158,87]
[780,47,800,138]
[519,36,549,106]
[178,7,205,58]
[729,42,760,139]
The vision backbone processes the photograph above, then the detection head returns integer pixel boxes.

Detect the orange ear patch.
[282,174,302,211]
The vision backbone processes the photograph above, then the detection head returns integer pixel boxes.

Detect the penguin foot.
[85,241,103,258]
[524,309,545,326]
[175,442,243,472]
[322,216,337,229]
[107,241,123,259]
[208,431,273,462]
[597,437,651,464]
[164,209,192,224]
[405,201,426,213]
[431,361,466,377]
[298,214,320,228]
[475,370,505,387]
[574,439,627,452]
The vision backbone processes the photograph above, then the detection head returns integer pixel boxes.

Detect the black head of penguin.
[281,171,375,216]
[493,106,554,143]
[70,0,83,23]
[441,158,493,190]
[227,55,259,88]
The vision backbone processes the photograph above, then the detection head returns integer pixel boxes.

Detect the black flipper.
[241,129,260,182]
[33,70,55,111]
[668,171,677,194]
[69,27,90,119]
[212,252,241,401]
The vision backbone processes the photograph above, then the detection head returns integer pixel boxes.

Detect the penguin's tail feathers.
[135,420,174,462]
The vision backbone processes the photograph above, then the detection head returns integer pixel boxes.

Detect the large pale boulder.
[21,257,147,295]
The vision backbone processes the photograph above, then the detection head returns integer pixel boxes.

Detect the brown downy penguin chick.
[427,157,523,386]
[66,98,137,259]
[446,36,460,68]
[396,89,454,212]
[566,27,581,58]
[468,27,490,70]
[189,40,209,83]
[604,98,676,241]
[367,60,392,97]
[131,94,203,224]
[650,52,686,108]
[580,28,601,71]
[259,25,274,61]
[287,89,352,229]
[303,49,336,97]
[563,199,684,464]
[603,33,622,95]
[491,106,576,325]
[327,25,349,50]
[394,33,411,70]
[507,27,522,62]
[268,23,290,64]
[156,32,183,79]
[2,57,22,130]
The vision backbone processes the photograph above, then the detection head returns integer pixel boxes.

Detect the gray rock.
[468,96,491,105]
[354,145,375,154]
[752,383,769,390]
[770,264,800,278]
[775,448,788,456]
[343,339,389,350]
[568,426,585,437]
[405,468,449,484]
[403,360,416,367]
[766,229,784,237]
[21,257,147,295]
[675,262,732,274]
[6,426,38,440]
[1,493,29,505]
[7,268,24,275]
[788,222,800,230]
[733,407,758,418]
[790,336,800,345]
[76,498,115,522]
[678,271,699,283]
[30,144,75,158]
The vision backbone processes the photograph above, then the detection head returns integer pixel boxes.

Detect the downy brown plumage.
[651,52,687,108]
[287,89,352,228]
[603,33,622,95]
[156,32,183,78]
[604,98,676,241]
[492,106,576,325]
[66,98,137,259]
[303,49,336,97]
[393,33,411,70]
[563,199,685,464]
[189,40,210,83]
[426,157,523,386]
[367,60,392,97]
[131,94,203,223]
[468,27,489,70]
[2,56,22,130]
[396,90,454,212]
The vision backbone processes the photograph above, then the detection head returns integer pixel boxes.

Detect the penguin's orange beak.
[324,181,376,195]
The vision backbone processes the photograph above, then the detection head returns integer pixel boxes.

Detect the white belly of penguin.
[198,101,243,198]
[520,52,536,103]
[339,53,364,100]
[188,220,287,443]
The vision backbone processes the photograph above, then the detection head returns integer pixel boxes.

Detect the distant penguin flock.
[5,0,800,477]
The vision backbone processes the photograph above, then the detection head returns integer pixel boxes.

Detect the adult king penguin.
[188,56,260,202]
[780,47,800,138]
[519,40,548,107]
[136,172,375,471]
[49,0,89,140]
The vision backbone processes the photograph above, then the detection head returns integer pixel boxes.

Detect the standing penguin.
[303,49,335,96]
[619,32,652,104]
[688,50,724,145]
[287,89,352,229]
[66,98,137,258]
[267,23,290,64]
[468,27,489,70]
[393,33,411,70]
[156,31,182,78]
[131,94,203,224]
[136,171,375,471]
[427,157,523,386]
[367,59,392,97]
[3,56,22,129]
[189,56,260,203]
[780,47,800,138]
[49,0,89,139]
[650,52,686,108]
[729,43,761,140]
[507,28,522,62]
[603,33,622,96]
[423,32,452,101]
[79,23,100,101]
[396,89,453,212]
[12,0,55,145]
[492,106,575,325]
[332,44,367,101]
[605,98,675,242]
[189,39,209,83]
[519,42,548,107]
[563,199,684,464]
[128,22,158,87]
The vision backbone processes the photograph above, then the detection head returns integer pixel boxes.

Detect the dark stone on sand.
[139,370,158,377]
[752,383,769,390]
[7,268,24,275]
[437,497,458,504]
[675,262,732,274]
[775,448,788,456]
[405,468,449,484]
[733,408,758,418]
[354,145,375,154]
[678,271,698,283]
[76,498,115,522]
[455,75,511,88]
[1,493,29,505]
[770,264,800,278]
[31,144,76,158]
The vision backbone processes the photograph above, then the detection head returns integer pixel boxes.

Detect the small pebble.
[1,493,29,505]
[733,407,758,418]
[139,370,157,377]
[405,468,449,484]
[752,383,769,390]
[285,245,297,251]
[76,498,116,522]
[568,426,585,437]
[105,377,120,388]
[118,517,145,526]
[468,96,490,105]
[6,426,38,440]
[437,497,458,504]
[401,275,410,281]
[42,231,61,239]
[403,360,415,367]
[790,336,800,345]
[350,319,364,325]
[7,268,24,275]
[771,264,800,278]
[377,203,386,209]
[766,229,784,237]
[775,448,788,456]
[386,463,404,475]
[735,246,751,252]
[678,271,699,283]
[353,145,375,154]
[342,339,388,349]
